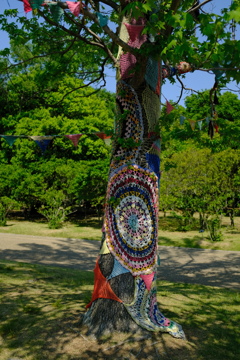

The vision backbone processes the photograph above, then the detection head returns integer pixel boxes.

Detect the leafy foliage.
[0,47,114,222]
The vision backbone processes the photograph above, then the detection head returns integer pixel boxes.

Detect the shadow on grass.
[0,261,239,360]
[71,218,102,230]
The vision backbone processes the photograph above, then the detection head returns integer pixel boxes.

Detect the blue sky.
[0,0,239,105]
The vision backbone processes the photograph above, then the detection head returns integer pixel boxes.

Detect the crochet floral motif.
[105,164,159,275]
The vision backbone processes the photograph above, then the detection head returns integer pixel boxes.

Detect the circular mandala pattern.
[105,164,158,275]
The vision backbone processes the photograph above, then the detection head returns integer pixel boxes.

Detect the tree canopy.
[1,1,240,96]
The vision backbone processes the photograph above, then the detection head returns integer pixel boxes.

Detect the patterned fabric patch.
[119,53,137,79]
[105,164,159,275]
[142,86,161,133]
[125,276,185,339]
[145,58,160,94]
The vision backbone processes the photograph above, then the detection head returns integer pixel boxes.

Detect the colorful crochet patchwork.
[125,276,185,339]
[105,164,159,275]
[111,81,143,171]
[119,23,147,79]
[145,58,161,95]
[142,86,161,132]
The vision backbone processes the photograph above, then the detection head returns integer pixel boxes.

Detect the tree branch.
[0,37,78,72]
[187,0,213,13]
[38,9,106,51]
[18,0,135,59]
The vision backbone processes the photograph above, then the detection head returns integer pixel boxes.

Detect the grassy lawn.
[1,214,240,251]
[0,260,239,360]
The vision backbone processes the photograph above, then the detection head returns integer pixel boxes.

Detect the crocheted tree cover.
[85,14,187,339]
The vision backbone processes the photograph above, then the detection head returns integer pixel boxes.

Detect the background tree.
[1,0,240,339]
[0,52,114,222]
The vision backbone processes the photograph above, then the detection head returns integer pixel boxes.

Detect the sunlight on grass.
[0,260,239,360]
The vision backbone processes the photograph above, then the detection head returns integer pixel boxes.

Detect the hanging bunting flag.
[23,0,32,13]
[95,132,112,146]
[212,63,224,81]
[166,100,174,114]
[30,136,53,154]
[140,272,155,291]
[205,116,210,125]
[86,260,123,309]
[189,120,196,131]
[180,115,185,125]
[96,12,108,27]
[66,1,82,17]
[1,135,19,146]
[198,120,203,130]
[49,3,64,23]
[65,134,83,147]
[29,0,43,10]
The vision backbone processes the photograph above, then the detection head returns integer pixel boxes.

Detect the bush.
[206,216,223,242]
[0,197,20,226]
[38,190,71,229]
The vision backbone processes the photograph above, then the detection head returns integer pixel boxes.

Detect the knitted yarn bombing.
[86,260,123,308]
[125,276,185,339]
[105,164,158,275]
[120,23,147,79]
[111,81,143,172]
[145,58,161,95]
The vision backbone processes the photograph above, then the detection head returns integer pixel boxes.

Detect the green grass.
[1,214,240,251]
[0,217,103,241]
[0,260,239,360]
[158,214,240,251]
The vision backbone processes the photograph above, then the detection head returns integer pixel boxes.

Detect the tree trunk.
[84,15,186,340]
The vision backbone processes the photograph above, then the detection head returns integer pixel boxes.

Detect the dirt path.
[0,232,239,289]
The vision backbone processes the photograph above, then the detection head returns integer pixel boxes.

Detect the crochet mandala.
[105,164,159,275]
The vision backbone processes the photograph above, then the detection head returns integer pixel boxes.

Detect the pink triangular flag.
[65,134,82,147]
[140,272,155,291]
[66,1,82,16]
[166,100,174,114]
[23,0,32,13]
[124,24,145,42]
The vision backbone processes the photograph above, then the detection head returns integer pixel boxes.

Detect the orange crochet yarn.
[86,260,123,308]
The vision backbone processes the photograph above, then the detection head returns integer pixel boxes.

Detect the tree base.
[83,299,151,338]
